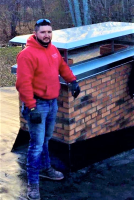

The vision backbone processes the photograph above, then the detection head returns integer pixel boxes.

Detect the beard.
[36,37,51,48]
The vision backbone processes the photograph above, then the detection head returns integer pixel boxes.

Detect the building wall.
[19,62,134,144]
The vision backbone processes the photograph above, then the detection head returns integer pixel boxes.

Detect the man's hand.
[71,80,80,99]
[29,108,42,124]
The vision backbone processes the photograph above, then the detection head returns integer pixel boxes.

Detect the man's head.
[34,19,52,47]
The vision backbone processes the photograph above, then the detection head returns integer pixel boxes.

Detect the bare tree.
[67,0,91,26]
[67,0,76,26]
[0,0,22,37]
[73,0,82,26]
[0,0,134,44]
[82,0,89,25]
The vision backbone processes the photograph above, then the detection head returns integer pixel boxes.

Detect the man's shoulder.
[17,46,35,60]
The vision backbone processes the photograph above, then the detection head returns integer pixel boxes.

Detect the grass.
[0,46,22,87]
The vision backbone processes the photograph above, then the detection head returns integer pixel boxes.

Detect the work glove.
[29,108,42,124]
[71,80,80,99]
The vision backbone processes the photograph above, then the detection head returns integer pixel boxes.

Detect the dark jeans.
[22,98,58,184]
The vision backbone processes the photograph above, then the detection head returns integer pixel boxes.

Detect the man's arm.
[16,56,36,109]
[59,55,80,98]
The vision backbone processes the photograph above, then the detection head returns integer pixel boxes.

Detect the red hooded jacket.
[16,35,76,109]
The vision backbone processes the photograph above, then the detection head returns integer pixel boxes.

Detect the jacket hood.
[26,34,51,49]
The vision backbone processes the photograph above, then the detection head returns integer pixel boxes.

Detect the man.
[16,19,80,200]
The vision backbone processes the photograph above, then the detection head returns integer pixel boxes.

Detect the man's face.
[34,25,52,44]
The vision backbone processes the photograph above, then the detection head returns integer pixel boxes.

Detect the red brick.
[97,104,104,110]
[75,113,86,121]
[106,69,115,75]
[64,123,76,131]
[62,90,69,97]
[97,74,105,79]
[81,84,92,91]
[58,96,69,103]
[76,120,81,126]
[57,128,69,135]
[102,110,110,118]
[53,132,63,140]
[113,115,120,122]
[116,109,123,116]
[86,78,96,84]
[111,79,116,84]
[92,80,102,87]
[70,99,81,107]
[69,107,75,114]
[112,96,120,103]
[102,96,110,102]
[92,112,98,118]
[86,118,96,126]
[64,131,81,142]
[96,115,102,121]
[97,83,106,90]
[102,87,110,93]
[96,127,107,136]
[63,113,69,118]
[68,96,74,103]
[86,132,97,139]
[116,76,123,82]
[97,93,105,100]
[75,123,85,132]
[85,131,93,139]
[91,99,101,107]
[111,106,119,112]
[114,82,120,88]
[76,133,87,141]
[92,123,96,129]
[97,118,105,125]
[101,107,107,113]
[92,90,100,97]
[86,88,97,94]
[70,110,81,118]
[107,80,111,86]
[57,111,63,118]
[79,80,86,86]
[56,123,63,128]
[81,119,85,124]
[63,129,75,136]
[110,124,120,131]
[102,77,111,83]
[106,112,116,120]
[63,102,70,108]
[58,107,69,113]
[85,115,91,122]
[81,104,92,113]
[92,125,101,133]
[107,103,115,111]
[116,66,125,71]
[124,113,133,120]
[86,107,96,114]
[120,84,126,90]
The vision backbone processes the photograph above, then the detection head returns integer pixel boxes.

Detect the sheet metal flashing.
[9,22,134,50]
[11,47,134,81]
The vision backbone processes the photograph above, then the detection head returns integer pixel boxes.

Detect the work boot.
[39,167,64,180]
[27,184,40,200]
